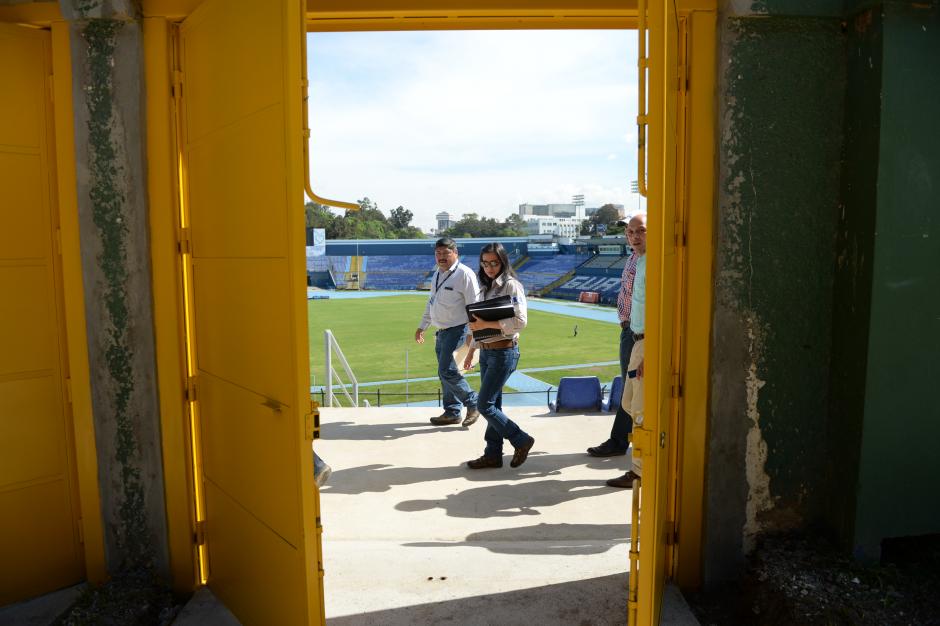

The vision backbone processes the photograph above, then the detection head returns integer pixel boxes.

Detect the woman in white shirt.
[463,243,535,469]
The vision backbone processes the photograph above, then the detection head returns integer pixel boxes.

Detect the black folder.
[466,295,515,340]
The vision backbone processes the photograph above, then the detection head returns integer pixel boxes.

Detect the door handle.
[261,397,284,412]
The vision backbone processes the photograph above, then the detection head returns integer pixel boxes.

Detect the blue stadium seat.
[603,376,624,412]
[549,376,602,412]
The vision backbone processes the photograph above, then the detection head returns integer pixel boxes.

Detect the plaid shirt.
[616,254,639,324]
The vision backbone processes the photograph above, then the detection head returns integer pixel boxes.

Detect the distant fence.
[310,384,613,408]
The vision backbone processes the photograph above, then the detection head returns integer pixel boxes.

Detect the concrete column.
[60,0,169,581]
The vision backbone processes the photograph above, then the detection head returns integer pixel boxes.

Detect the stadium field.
[307,295,620,392]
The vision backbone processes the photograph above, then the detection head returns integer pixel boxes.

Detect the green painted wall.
[707,9,846,582]
[853,1,940,559]
[826,4,882,553]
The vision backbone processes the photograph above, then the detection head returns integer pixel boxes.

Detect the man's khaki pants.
[621,338,644,476]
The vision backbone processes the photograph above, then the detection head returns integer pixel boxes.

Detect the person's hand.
[415,328,425,344]
[463,354,474,371]
[468,315,496,332]
[637,358,644,378]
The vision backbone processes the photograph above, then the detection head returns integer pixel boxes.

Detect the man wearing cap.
[586,214,646,463]
[415,237,481,426]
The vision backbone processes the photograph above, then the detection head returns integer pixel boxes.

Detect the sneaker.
[466,455,503,469]
[314,454,332,487]
[510,436,535,468]
[462,406,480,427]
[606,471,640,489]
[430,414,461,426]
[587,441,628,457]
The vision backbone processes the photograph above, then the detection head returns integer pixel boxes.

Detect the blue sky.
[307,30,639,231]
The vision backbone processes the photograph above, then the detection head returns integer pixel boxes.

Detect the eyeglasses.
[480,260,502,268]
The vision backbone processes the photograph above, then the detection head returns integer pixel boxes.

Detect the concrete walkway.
[314,406,698,625]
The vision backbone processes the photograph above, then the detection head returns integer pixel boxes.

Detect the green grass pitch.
[307,295,621,391]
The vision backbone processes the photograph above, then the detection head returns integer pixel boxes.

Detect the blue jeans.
[609,325,636,448]
[435,325,478,416]
[478,346,530,457]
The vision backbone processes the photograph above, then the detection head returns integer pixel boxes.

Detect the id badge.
[429,295,435,305]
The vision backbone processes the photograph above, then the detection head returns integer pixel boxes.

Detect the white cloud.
[307,30,639,230]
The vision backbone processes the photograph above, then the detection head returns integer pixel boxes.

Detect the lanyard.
[435,268,456,293]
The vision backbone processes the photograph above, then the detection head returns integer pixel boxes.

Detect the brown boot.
[467,455,503,469]
[510,436,535,468]
[606,471,640,489]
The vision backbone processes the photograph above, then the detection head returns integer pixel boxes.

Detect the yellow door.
[177,1,323,623]
[0,24,84,605]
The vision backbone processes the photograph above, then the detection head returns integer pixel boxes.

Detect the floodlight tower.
[572,194,585,219]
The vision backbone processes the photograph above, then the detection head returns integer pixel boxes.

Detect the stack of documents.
[466,296,514,340]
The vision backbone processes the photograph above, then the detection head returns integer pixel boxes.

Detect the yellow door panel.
[0,265,57,375]
[0,30,43,148]
[0,152,47,259]
[202,482,308,626]
[192,259,293,401]
[187,108,288,259]
[179,0,322,622]
[199,372,301,547]
[0,480,81,605]
[0,23,83,606]
[0,376,67,485]
[181,1,283,144]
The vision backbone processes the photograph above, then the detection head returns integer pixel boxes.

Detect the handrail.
[301,32,359,211]
[637,0,649,198]
[323,329,359,407]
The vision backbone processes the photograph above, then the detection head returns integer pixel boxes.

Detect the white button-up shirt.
[419,260,481,330]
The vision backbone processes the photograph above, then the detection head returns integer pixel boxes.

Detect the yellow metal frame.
[49,21,107,587]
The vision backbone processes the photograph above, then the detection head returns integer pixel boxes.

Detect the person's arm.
[463,346,476,370]
[416,288,433,343]
[462,265,481,306]
[496,279,527,335]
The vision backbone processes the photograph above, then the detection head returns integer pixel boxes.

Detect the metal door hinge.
[194,519,207,546]
[674,219,686,248]
[185,375,197,402]
[172,69,183,99]
[632,428,653,458]
[666,526,679,546]
[670,372,683,398]
[178,227,192,255]
[305,400,320,440]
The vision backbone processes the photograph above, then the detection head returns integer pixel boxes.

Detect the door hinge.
[305,400,320,440]
[172,69,183,100]
[178,226,192,255]
[631,427,654,458]
[666,525,679,546]
[76,518,84,544]
[670,371,683,398]
[185,375,197,402]
[194,519,207,546]
[674,218,686,248]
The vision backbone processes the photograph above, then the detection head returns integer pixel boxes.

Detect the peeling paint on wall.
[743,316,772,553]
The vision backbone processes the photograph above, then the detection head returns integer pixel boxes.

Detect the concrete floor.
[315,405,697,625]
[1,405,698,626]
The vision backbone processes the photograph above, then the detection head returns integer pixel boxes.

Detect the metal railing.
[323,329,358,407]
[310,385,613,409]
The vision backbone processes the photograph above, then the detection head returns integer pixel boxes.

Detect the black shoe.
[606,471,640,489]
[462,407,480,427]
[587,441,628,457]
[510,436,535,468]
[467,455,503,469]
[430,414,461,426]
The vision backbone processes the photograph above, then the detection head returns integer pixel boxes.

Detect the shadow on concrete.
[319,453,630,495]
[396,479,617,518]
[322,420,465,441]
[325,573,630,626]
[403,522,630,555]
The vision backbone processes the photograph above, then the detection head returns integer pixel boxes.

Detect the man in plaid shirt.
[587,213,647,459]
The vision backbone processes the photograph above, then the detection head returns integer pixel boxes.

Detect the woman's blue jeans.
[478,346,530,457]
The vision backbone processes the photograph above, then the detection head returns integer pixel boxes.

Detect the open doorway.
[305,28,646,623]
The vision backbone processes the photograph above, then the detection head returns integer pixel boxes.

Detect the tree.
[389,206,413,230]
[585,203,623,235]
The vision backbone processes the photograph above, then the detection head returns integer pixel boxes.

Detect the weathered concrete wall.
[852,0,940,560]
[706,2,846,584]
[62,0,170,580]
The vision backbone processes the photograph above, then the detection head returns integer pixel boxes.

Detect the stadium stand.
[516,254,590,293]
[361,255,434,290]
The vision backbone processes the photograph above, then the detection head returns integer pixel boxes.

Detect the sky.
[307,30,640,232]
